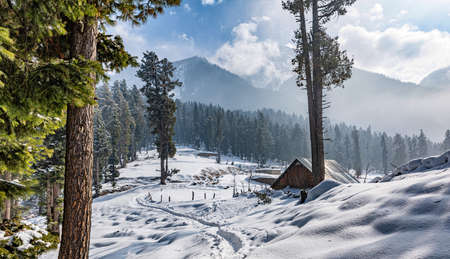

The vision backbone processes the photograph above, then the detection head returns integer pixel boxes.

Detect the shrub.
[0,219,59,258]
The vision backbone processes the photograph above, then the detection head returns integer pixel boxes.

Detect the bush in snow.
[0,219,58,258]
[253,190,272,204]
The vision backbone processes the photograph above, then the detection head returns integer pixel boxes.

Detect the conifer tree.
[129,85,147,157]
[33,128,65,234]
[137,52,182,184]
[443,130,450,151]
[112,81,134,167]
[351,128,362,177]
[215,109,225,163]
[380,133,388,174]
[283,0,354,185]
[333,125,344,164]
[93,109,111,197]
[255,112,273,166]
[392,134,407,167]
[417,130,428,158]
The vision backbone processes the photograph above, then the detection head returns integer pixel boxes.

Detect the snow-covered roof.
[296,158,359,184]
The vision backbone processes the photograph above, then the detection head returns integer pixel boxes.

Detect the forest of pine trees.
[93,80,150,193]
[173,101,447,173]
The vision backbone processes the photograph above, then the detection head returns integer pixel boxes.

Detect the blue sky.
[109,0,450,85]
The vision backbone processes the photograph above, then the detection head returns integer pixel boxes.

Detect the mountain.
[172,56,449,140]
[420,66,450,89]
[173,56,307,112]
[172,56,426,114]
[107,56,448,140]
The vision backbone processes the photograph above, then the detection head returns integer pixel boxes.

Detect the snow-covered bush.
[253,190,272,204]
[380,150,450,182]
[0,219,58,258]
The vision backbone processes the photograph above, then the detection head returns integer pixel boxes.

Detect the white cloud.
[184,3,191,12]
[201,0,223,6]
[251,16,271,23]
[211,20,290,87]
[338,24,450,83]
[369,3,384,21]
[178,33,194,42]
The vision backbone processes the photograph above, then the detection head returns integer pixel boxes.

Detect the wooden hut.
[271,158,359,190]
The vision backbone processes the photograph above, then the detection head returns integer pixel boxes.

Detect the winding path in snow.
[136,197,244,254]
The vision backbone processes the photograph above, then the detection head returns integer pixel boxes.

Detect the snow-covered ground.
[42,148,450,258]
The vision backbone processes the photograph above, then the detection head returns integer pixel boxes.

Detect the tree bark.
[46,180,52,226]
[59,19,97,259]
[312,0,325,184]
[51,182,60,235]
[297,0,319,187]
[93,157,100,197]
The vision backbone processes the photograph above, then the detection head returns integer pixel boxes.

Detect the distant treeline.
[92,80,449,176]
[174,101,449,174]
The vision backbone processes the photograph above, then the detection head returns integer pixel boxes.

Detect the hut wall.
[286,164,315,189]
[272,163,315,190]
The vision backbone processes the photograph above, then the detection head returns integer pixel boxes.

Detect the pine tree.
[215,109,225,163]
[417,130,428,158]
[443,130,450,151]
[392,134,407,167]
[283,0,354,185]
[129,85,147,156]
[137,52,182,184]
[93,109,111,197]
[112,81,134,167]
[351,128,362,177]
[380,133,388,174]
[2,1,180,255]
[32,128,65,234]
[255,112,273,166]
[333,125,344,164]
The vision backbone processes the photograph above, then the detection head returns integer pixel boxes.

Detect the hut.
[255,168,282,175]
[271,158,359,190]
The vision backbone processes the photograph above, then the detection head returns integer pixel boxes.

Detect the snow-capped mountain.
[420,66,450,89]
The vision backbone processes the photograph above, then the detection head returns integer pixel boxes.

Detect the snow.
[1,220,50,252]
[305,179,341,203]
[41,147,450,258]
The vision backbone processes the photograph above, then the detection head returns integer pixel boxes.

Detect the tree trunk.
[160,154,166,184]
[59,19,97,259]
[312,0,325,184]
[297,0,319,185]
[4,172,11,220]
[51,182,60,235]
[93,157,100,197]
[46,180,52,227]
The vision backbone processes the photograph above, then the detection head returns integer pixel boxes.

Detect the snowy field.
[42,148,450,258]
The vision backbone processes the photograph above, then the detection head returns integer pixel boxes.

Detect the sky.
[109,0,450,85]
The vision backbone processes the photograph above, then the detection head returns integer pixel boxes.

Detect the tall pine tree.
[137,52,182,184]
